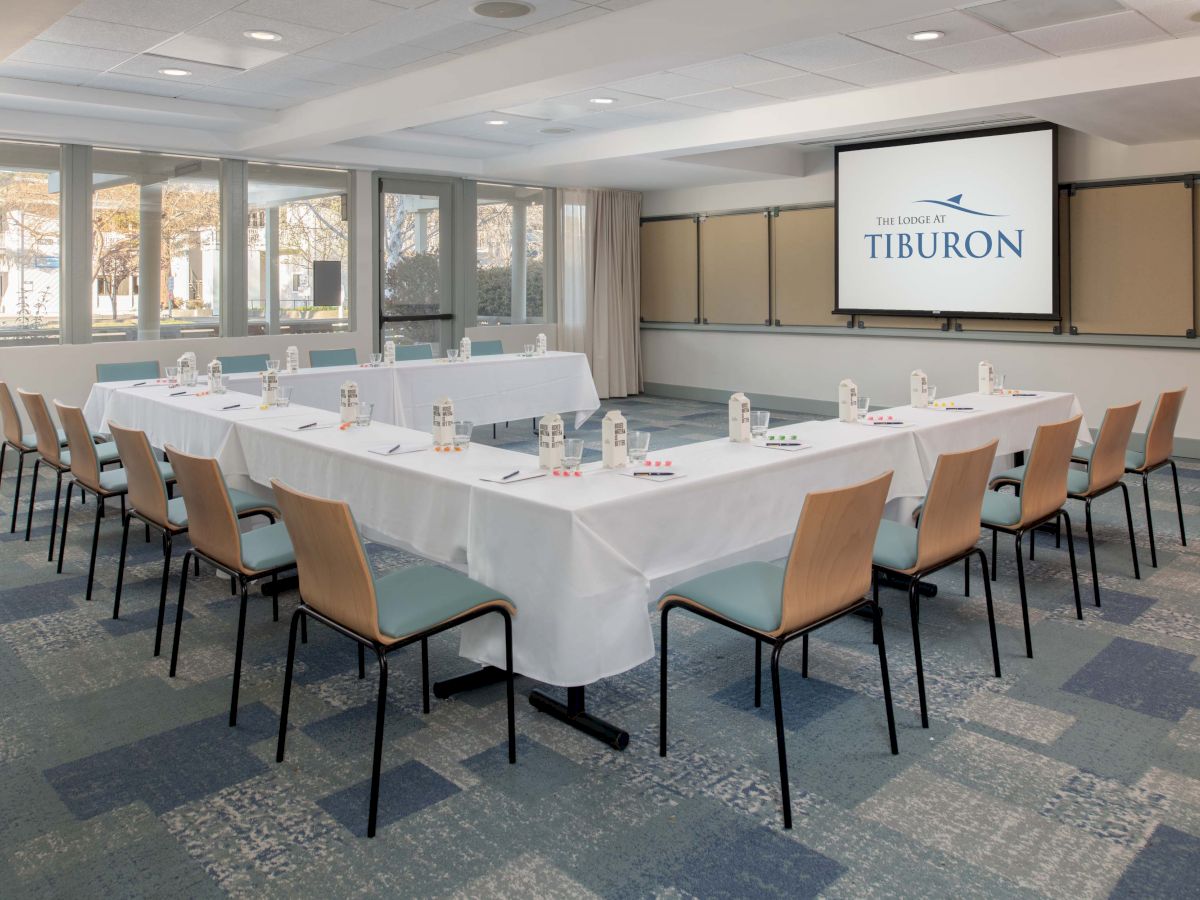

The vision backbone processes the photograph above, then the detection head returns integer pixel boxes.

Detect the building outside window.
[0,141,62,346]
[475,183,548,326]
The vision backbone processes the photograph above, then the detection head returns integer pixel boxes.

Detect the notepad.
[369,440,432,456]
[757,440,811,452]
[480,469,548,484]
[282,421,336,431]
[618,469,686,483]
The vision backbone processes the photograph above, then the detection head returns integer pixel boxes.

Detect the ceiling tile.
[556,109,648,129]
[84,72,192,97]
[108,54,244,85]
[852,11,1004,53]
[11,40,134,72]
[231,0,401,34]
[69,0,242,33]
[416,111,548,144]
[520,6,610,34]
[677,88,776,111]
[419,0,596,30]
[606,71,715,99]
[251,56,385,86]
[176,84,293,108]
[821,54,947,86]
[967,0,1127,32]
[1016,10,1169,53]
[405,20,509,51]
[300,27,440,67]
[36,17,174,54]
[212,70,341,99]
[187,10,341,54]
[459,31,525,52]
[671,53,802,86]
[620,100,713,121]
[0,60,101,87]
[151,34,286,69]
[595,0,652,9]
[909,33,1052,70]
[386,52,458,74]
[1119,0,1200,35]
[501,87,653,119]
[743,72,855,99]
[752,34,892,72]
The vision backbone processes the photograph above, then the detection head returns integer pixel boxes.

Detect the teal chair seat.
[658,562,784,633]
[166,489,273,529]
[980,491,1023,527]
[995,464,1089,495]
[1073,442,1145,471]
[96,360,160,382]
[471,339,504,356]
[310,348,357,368]
[217,354,270,374]
[375,565,513,640]
[98,461,173,494]
[393,344,434,362]
[22,428,69,449]
[61,442,122,469]
[873,520,919,572]
[239,523,295,572]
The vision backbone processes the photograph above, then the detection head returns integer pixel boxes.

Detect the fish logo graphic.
[915,194,1004,217]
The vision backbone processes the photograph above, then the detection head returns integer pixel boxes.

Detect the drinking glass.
[275,386,293,408]
[628,431,651,462]
[210,374,225,395]
[453,420,473,450]
[355,402,374,427]
[165,366,179,388]
[858,395,871,418]
[750,410,770,439]
[996,374,1007,393]
[369,352,383,367]
[523,344,535,357]
[267,359,280,373]
[928,386,938,403]
[447,349,460,363]
[563,438,584,471]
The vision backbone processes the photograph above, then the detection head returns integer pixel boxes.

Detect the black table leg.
[877,570,937,597]
[432,665,509,698]
[529,686,629,750]
[261,575,298,596]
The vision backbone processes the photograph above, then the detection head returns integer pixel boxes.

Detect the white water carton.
[602,410,628,468]
[177,354,195,387]
[459,336,471,360]
[339,380,359,424]
[538,413,564,469]
[286,346,300,374]
[536,333,547,356]
[383,340,395,365]
[728,392,751,442]
[910,369,929,408]
[432,397,454,446]
[207,359,224,395]
[839,379,859,423]
[978,361,995,395]
[261,370,279,406]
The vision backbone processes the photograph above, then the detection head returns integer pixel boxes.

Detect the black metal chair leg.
[1119,481,1140,580]
[770,642,792,830]
[1030,526,1035,561]
[801,633,809,678]
[1084,499,1101,608]
[874,604,899,755]
[659,607,669,757]
[24,458,39,541]
[976,550,1001,677]
[229,579,250,726]
[872,572,880,645]
[9,450,24,533]
[358,643,365,679]
[153,533,173,657]
[421,637,430,714]
[1060,511,1082,620]
[85,492,103,602]
[47,470,63,562]
[112,513,132,618]
[301,610,307,644]
[169,551,191,677]
[908,579,928,728]
[990,528,998,581]
[1168,460,1186,546]
[503,610,516,764]
[1143,473,1158,568]
[271,573,279,621]
[276,608,303,763]
[754,640,762,708]
[367,648,389,839]
[1015,532,1033,658]
[964,555,970,596]
[57,481,73,573]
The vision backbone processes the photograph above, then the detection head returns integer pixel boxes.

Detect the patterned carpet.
[1,395,1198,898]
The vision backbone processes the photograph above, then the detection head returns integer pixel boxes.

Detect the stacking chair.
[165,445,297,726]
[1074,388,1187,568]
[271,479,516,838]
[216,353,270,374]
[96,360,160,382]
[309,348,357,367]
[1,381,49,534]
[471,339,504,356]
[18,391,120,555]
[872,440,1001,728]
[108,423,279,656]
[981,417,1084,658]
[55,403,172,603]
[658,471,898,830]
[393,344,434,362]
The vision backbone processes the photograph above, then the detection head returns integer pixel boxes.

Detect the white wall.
[640,128,1200,446]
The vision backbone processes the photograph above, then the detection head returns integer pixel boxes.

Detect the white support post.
[137,183,162,341]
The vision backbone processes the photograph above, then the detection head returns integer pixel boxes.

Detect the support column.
[219,158,248,337]
[137,183,162,341]
[60,144,93,344]
[511,199,527,324]
[266,206,280,334]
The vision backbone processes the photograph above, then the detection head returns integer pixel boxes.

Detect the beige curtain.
[558,188,642,398]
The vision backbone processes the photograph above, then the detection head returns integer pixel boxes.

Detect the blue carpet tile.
[0,394,1198,897]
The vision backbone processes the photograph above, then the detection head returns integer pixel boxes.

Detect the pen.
[633,471,675,476]
[1011,392,1037,397]
[222,403,241,410]
[169,390,187,397]
[501,469,520,480]
[766,442,805,447]
[299,421,318,430]
[937,407,974,411]
[131,381,147,387]
[388,443,402,454]
[870,421,905,426]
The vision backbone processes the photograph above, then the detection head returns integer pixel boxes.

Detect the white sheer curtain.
[557,188,642,398]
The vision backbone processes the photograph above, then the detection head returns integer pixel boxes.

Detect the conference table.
[83,379,1086,748]
[223,351,600,431]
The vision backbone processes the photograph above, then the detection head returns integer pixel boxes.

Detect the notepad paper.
[480,470,548,484]
[617,470,686,482]
[756,440,811,452]
[368,440,431,456]
[282,421,336,431]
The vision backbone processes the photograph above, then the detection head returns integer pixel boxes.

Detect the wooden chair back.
[18,390,64,467]
[1142,388,1187,469]
[1085,402,1140,493]
[164,445,241,567]
[0,381,25,446]
[916,440,998,569]
[1017,416,1082,527]
[56,402,104,492]
[109,422,170,527]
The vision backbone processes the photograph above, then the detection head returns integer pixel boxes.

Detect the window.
[0,141,62,346]
[380,180,452,354]
[475,183,549,326]
[91,149,221,341]
[247,163,351,336]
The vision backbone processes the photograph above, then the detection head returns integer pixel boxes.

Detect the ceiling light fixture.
[158,67,192,76]
[485,119,508,125]
[244,29,283,41]
[589,97,615,105]
[472,1,534,18]
[907,30,944,42]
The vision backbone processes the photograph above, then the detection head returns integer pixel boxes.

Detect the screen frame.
[833,122,1060,321]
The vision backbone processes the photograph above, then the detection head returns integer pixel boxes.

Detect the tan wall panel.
[1070,182,1194,336]
[700,212,769,325]
[640,219,698,323]
[773,207,847,326]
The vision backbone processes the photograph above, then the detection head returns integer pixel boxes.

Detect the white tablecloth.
[81,383,1086,687]
[224,351,600,431]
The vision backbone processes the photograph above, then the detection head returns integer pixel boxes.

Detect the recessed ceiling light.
[589,97,615,105]
[485,119,508,126]
[907,30,944,42]
[158,67,191,77]
[244,29,283,42]
[472,1,533,18]
[540,127,574,134]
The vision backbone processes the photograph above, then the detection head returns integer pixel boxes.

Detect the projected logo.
[863,193,1023,260]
